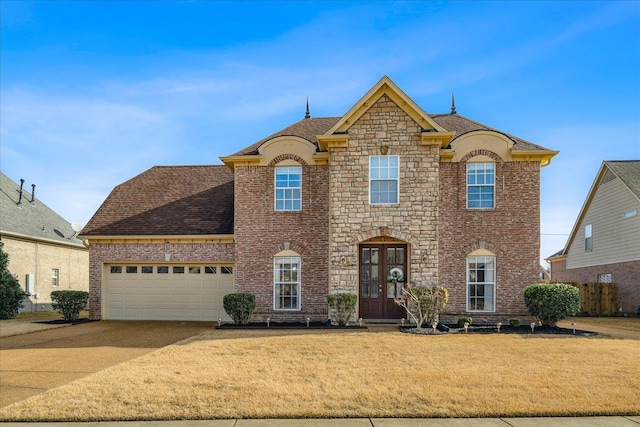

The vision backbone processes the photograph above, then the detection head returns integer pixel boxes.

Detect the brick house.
[547,161,640,313]
[1,172,89,312]
[81,76,557,323]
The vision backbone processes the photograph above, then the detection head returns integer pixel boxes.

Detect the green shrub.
[51,290,89,322]
[524,283,581,327]
[223,293,255,325]
[509,319,521,328]
[327,293,357,326]
[457,317,473,327]
[0,241,26,319]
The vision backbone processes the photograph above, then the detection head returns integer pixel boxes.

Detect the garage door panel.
[106,264,234,321]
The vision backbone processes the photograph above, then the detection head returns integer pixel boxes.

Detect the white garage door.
[105,264,235,321]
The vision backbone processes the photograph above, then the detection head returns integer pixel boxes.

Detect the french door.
[359,244,407,319]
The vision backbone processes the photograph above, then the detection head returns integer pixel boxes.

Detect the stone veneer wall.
[233,164,330,321]
[88,242,235,320]
[439,159,541,323]
[328,95,439,313]
[550,258,640,313]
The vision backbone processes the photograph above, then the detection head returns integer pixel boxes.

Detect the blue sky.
[1,1,639,265]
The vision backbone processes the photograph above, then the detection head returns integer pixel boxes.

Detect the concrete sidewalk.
[0,319,69,338]
[1,417,639,426]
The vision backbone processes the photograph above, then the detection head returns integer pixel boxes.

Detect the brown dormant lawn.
[1,325,639,422]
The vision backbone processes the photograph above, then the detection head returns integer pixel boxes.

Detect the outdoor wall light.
[496,322,502,333]
[340,255,350,267]
[421,251,428,263]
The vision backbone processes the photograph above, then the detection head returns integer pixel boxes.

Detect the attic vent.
[601,169,616,185]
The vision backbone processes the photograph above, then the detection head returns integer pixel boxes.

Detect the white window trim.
[273,256,301,311]
[466,162,496,209]
[52,268,59,287]
[274,166,302,211]
[466,256,496,312]
[369,155,400,205]
[585,223,593,251]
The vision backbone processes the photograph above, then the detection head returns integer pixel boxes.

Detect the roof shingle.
[80,165,234,236]
[605,160,640,199]
[0,173,84,247]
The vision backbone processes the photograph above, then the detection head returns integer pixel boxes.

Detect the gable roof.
[0,172,85,248]
[229,77,554,158]
[326,76,447,135]
[80,165,234,237]
[547,160,640,260]
[604,160,640,199]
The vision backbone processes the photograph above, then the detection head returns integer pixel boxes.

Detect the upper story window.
[467,162,495,209]
[275,166,302,211]
[369,155,399,205]
[585,224,592,251]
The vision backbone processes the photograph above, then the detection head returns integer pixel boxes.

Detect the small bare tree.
[394,280,449,328]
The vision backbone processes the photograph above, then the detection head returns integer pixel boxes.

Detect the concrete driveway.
[0,320,213,407]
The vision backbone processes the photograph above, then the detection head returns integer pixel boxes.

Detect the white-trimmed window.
[52,269,59,287]
[275,166,302,211]
[274,256,301,310]
[370,155,399,204]
[467,163,495,209]
[467,256,495,312]
[585,224,592,251]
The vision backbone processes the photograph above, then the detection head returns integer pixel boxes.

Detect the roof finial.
[451,92,457,115]
[305,97,311,119]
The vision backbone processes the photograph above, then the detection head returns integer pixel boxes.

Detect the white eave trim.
[0,230,87,249]
[80,234,235,244]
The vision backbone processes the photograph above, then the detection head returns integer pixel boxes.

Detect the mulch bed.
[401,324,596,336]
[35,318,95,325]
[216,321,367,330]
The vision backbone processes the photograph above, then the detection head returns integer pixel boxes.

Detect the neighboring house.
[547,161,640,313]
[81,76,557,323]
[0,173,89,312]
[539,265,551,282]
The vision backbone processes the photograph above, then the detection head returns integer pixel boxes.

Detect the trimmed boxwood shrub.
[327,293,357,326]
[223,293,255,325]
[524,283,580,327]
[51,290,89,322]
[509,319,521,328]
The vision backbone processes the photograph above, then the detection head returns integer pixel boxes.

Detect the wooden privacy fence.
[568,282,617,316]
